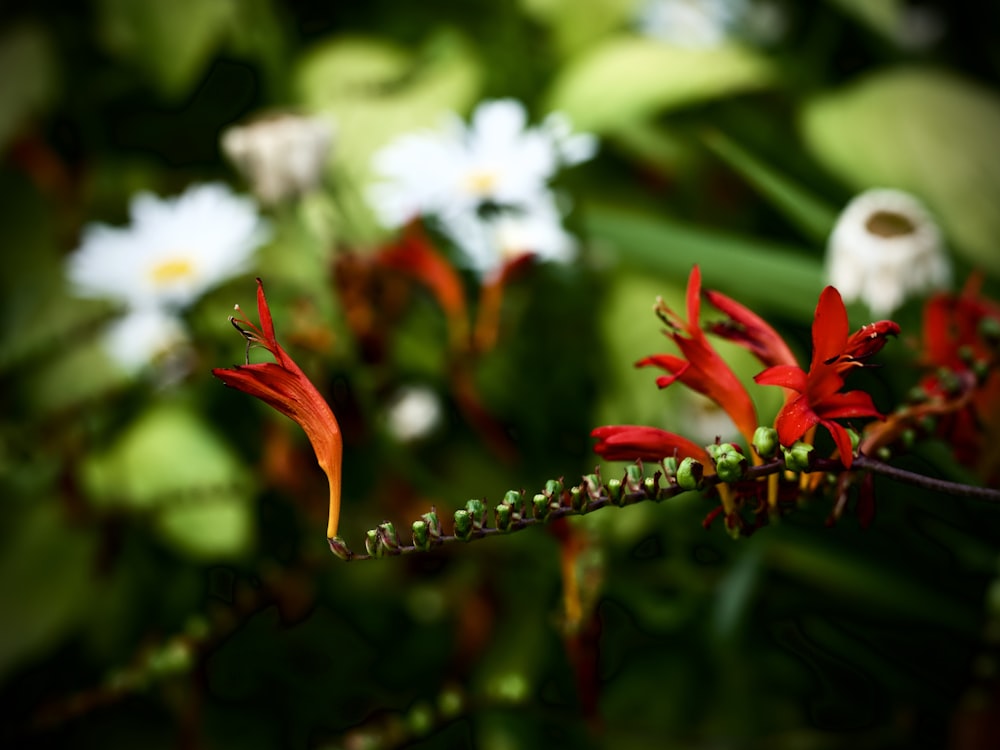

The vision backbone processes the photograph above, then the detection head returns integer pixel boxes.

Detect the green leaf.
[0,24,57,152]
[701,129,839,244]
[825,0,907,39]
[0,503,97,680]
[545,36,775,133]
[294,31,480,212]
[800,66,1000,275]
[96,0,235,98]
[80,402,254,559]
[585,205,825,319]
[519,0,636,58]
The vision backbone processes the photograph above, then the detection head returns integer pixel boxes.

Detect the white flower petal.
[826,188,951,317]
[103,309,189,373]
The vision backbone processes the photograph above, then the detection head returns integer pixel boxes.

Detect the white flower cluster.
[221,112,334,206]
[826,188,951,317]
[67,183,270,373]
[636,0,784,48]
[367,99,597,278]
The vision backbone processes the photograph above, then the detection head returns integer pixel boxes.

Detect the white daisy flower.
[103,308,189,375]
[636,0,745,47]
[826,188,951,317]
[368,99,596,277]
[636,0,784,47]
[67,182,269,311]
[67,182,268,372]
[439,193,578,278]
[221,112,334,205]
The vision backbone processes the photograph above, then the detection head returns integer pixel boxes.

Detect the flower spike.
[212,279,344,538]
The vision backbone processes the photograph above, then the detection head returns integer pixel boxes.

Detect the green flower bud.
[494,503,512,532]
[582,473,603,502]
[625,464,643,493]
[453,509,473,541]
[544,478,564,499]
[676,457,704,490]
[644,475,659,499]
[377,521,400,553]
[422,509,442,541]
[712,443,746,483]
[465,499,486,531]
[437,686,464,718]
[752,426,779,458]
[782,441,814,472]
[502,490,523,523]
[607,478,624,506]
[570,485,587,512]
[412,520,430,551]
[848,428,861,452]
[365,528,380,558]
[328,536,353,561]
[531,493,549,521]
[662,456,678,478]
[407,701,435,738]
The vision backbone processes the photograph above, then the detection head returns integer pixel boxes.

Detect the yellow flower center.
[149,258,196,286]
[465,170,498,196]
[866,210,916,238]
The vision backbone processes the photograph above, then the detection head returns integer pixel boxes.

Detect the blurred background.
[2,1,1000,747]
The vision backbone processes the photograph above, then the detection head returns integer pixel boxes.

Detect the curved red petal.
[591,424,708,463]
[813,389,881,420]
[773,394,818,446]
[686,265,703,336]
[705,288,798,368]
[822,419,856,468]
[812,286,849,368]
[755,364,808,391]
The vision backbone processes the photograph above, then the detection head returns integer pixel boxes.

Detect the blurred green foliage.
[2,1,1000,748]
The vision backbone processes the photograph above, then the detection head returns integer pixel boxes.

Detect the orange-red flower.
[637,266,759,447]
[754,286,896,467]
[212,279,343,539]
[591,425,709,464]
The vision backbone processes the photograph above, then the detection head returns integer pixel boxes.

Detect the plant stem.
[337,453,1000,561]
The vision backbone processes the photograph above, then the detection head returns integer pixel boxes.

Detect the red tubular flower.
[376,223,470,351]
[212,279,344,539]
[754,286,893,467]
[591,425,710,464]
[638,266,759,446]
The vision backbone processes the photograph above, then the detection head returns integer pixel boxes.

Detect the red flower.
[212,279,344,539]
[376,223,469,350]
[591,425,709,464]
[703,287,798,370]
[638,266,759,446]
[754,286,895,467]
